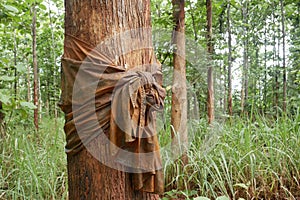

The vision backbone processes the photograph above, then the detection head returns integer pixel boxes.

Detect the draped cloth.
[59,34,165,194]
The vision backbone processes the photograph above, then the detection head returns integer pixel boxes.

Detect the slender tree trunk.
[271,11,278,115]
[32,4,39,130]
[255,42,260,113]
[223,60,227,113]
[280,0,287,113]
[0,101,3,125]
[241,1,248,115]
[227,1,233,116]
[276,27,280,115]
[63,1,160,199]
[206,0,214,124]
[13,31,17,101]
[171,0,188,165]
[26,59,31,102]
[190,7,198,41]
[48,0,58,119]
[263,22,267,113]
[193,84,199,120]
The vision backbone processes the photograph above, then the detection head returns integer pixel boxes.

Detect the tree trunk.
[32,4,39,130]
[193,84,199,120]
[280,0,287,113]
[271,10,278,115]
[206,0,214,124]
[26,59,31,102]
[13,31,18,101]
[241,1,248,115]
[276,27,280,116]
[171,0,188,165]
[63,1,160,199]
[0,101,3,124]
[263,21,267,114]
[227,1,233,116]
[48,0,58,118]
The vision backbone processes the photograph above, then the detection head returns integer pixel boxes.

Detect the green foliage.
[0,118,67,199]
[162,112,300,199]
[0,0,299,199]
[0,0,63,121]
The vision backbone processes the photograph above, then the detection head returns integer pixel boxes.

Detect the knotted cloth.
[59,34,165,194]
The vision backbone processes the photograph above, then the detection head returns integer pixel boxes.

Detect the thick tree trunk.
[32,4,39,130]
[227,1,233,116]
[171,0,188,165]
[206,0,214,124]
[63,1,160,199]
[280,0,287,113]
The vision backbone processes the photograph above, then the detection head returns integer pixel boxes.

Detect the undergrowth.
[162,111,300,199]
[0,111,299,200]
[0,117,68,200]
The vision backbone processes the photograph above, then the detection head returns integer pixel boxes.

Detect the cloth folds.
[59,34,165,194]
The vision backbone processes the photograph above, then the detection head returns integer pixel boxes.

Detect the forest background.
[0,0,299,199]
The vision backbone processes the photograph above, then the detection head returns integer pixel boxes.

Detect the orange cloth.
[59,34,165,194]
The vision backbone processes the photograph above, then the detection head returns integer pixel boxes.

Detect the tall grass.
[162,111,300,199]
[0,118,68,200]
[1,111,299,199]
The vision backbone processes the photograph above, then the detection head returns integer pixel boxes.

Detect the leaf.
[20,102,37,110]
[39,4,47,10]
[193,197,210,200]
[3,4,19,13]
[216,196,230,200]
[16,64,27,73]
[234,183,249,190]
[0,92,10,104]
[0,75,14,81]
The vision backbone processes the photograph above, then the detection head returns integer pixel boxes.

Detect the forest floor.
[0,113,299,200]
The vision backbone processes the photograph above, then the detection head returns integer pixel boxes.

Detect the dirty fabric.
[59,34,165,194]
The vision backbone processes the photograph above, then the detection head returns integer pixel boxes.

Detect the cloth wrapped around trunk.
[59,34,165,194]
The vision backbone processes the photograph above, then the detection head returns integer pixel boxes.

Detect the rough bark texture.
[227,2,233,116]
[63,1,160,199]
[32,5,39,130]
[206,0,214,124]
[171,0,188,165]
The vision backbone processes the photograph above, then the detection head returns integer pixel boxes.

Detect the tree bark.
[32,4,39,130]
[280,0,287,113]
[63,1,160,199]
[171,0,188,165]
[206,0,214,124]
[227,1,233,116]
